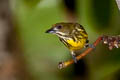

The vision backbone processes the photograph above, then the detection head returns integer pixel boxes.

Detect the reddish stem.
[58,36,102,69]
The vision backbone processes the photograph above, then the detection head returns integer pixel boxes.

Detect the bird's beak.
[45,28,56,34]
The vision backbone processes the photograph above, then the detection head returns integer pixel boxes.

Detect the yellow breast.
[66,39,86,51]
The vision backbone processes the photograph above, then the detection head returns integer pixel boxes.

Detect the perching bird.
[46,22,90,63]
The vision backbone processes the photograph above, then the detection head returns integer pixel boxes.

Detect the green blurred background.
[11,0,120,80]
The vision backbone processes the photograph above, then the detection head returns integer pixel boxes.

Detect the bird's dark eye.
[56,25,62,29]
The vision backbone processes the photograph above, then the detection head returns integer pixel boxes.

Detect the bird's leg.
[71,51,77,63]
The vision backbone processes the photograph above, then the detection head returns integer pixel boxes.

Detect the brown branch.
[58,35,120,69]
[58,36,102,69]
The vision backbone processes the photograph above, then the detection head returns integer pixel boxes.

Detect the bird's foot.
[85,44,95,49]
[72,54,77,63]
[89,44,95,49]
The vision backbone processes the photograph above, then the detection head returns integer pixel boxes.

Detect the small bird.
[46,22,89,63]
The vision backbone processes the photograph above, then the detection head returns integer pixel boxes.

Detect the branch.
[58,35,120,69]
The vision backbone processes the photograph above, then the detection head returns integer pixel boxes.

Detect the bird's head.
[46,22,82,38]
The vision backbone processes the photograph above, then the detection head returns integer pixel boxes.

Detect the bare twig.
[58,36,102,69]
[58,35,120,69]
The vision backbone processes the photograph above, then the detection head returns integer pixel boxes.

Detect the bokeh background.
[0,0,120,80]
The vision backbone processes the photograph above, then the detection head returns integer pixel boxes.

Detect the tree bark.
[0,0,31,80]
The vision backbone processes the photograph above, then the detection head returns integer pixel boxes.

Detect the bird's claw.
[72,55,77,63]
[85,44,96,50]
[89,44,95,49]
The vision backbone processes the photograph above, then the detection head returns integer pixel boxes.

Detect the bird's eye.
[56,25,62,29]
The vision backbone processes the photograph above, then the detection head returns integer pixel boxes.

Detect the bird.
[46,22,90,63]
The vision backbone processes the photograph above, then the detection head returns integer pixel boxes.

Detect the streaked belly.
[66,39,86,50]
